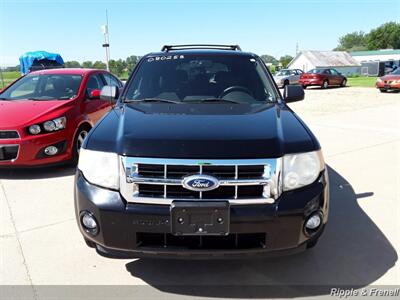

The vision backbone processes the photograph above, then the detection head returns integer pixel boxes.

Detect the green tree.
[260,54,278,65]
[92,61,106,69]
[82,61,93,68]
[366,22,400,50]
[279,55,294,68]
[126,55,139,73]
[64,61,81,68]
[334,31,367,51]
[109,59,125,77]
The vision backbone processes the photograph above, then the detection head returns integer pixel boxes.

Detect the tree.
[126,55,139,73]
[92,61,106,69]
[366,22,400,50]
[64,61,81,68]
[109,59,125,77]
[279,55,294,68]
[260,54,278,66]
[334,31,367,51]
[82,61,93,68]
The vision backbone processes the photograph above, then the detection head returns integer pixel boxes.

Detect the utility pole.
[101,10,110,71]
[296,42,299,55]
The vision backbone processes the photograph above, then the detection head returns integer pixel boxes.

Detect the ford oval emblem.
[182,174,219,192]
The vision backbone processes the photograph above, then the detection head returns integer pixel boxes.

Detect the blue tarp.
[19,51,64,74]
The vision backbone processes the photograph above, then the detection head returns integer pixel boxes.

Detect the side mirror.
[89,89,101,99]
[100,85,119,103]
[283,85,304,103]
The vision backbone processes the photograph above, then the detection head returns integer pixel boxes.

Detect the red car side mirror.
[89,89,101,99]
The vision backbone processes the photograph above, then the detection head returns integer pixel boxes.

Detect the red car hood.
[0,100,71,128]
[381,75,400,81]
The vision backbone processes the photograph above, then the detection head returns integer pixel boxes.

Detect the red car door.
[330,69,342,85]
[82,72,111,124]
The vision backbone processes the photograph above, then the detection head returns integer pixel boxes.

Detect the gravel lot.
[1,87,399,299]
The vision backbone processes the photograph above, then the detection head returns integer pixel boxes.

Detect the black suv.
[75,45,329,259]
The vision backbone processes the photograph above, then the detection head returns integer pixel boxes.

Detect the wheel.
[84,238,96,248]
[379,89,387,93]
[321,80,329,89]
[71,125,90,165]
[302,85,307,89]
[341,79,347,87]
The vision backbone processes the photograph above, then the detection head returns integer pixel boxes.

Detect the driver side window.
[86,74,105,96]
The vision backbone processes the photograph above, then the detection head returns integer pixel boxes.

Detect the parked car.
[299,68,347,89]
[0,68,122,167]
[75,44,329,259]
[376,68,400,92]
[273,69,303,88]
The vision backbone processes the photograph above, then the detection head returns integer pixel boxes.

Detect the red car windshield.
[307,69,324,74]
[0,74,82,101]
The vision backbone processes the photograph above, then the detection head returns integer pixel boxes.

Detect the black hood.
[85,103,318,159]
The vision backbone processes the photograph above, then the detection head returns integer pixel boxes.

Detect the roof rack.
[161,44,242,52]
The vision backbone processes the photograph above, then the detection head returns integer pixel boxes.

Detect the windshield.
[276,70,291,76]
[390,68,400,75]
[0,74,82,100]
[307,69,324,74]
[124,54,278,103]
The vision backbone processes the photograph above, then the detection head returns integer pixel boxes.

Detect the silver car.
[273,69,304,88]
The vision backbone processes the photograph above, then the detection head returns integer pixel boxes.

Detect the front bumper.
[376,81,400,90]
[299,79,323,86]
[0,130,71,167]
[74,170,329,259]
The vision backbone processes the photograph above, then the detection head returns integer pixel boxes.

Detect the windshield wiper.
[125,98,182,104]
[0,97,10,100]
[196,98,242,104]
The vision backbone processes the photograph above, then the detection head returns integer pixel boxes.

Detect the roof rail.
[161,44,242,52]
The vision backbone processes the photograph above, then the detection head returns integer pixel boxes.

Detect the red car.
[376,68,400,92]
[299,68,347,89]
[0,68,122,167]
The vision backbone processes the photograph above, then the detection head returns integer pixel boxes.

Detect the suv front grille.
[136,232,266,250]
[120,157,281,205]
[0,131,20,139]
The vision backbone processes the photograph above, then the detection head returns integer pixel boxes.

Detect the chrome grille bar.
[120,157,282,205]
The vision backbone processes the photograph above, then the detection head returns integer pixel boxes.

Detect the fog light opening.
[304,213,322,235]
[44,146,58,156]
[80,211,98,235]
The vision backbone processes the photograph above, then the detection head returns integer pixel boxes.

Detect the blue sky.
[0,0,399,66]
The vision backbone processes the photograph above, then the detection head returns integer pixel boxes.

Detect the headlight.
[376,78,383,82]
[43,117,66,132]
[283,150,324,191]
[28,117,66,135]
[78,148,119,190]
[28,124,41,135]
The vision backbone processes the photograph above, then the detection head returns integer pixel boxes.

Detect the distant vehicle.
[376,68,400,93]
[19,51,65,75]
[0,68,122,167]
[273,69,303,88]
[299,68,347,89]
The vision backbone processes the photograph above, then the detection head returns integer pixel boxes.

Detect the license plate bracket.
[171,201,230,236]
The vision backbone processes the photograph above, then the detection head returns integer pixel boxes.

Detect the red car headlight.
[28,116,67,135]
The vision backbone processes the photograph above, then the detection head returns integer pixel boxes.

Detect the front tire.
[379,88,387,93]
[71,126,90,165]
[341,79,347,87]
[322,80,329,89]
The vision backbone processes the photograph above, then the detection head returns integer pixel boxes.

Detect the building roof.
[289,50,360,67]
[351,49,400,56]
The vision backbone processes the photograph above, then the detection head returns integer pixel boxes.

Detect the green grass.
[347,76,377,87]
[0,71,21,89]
